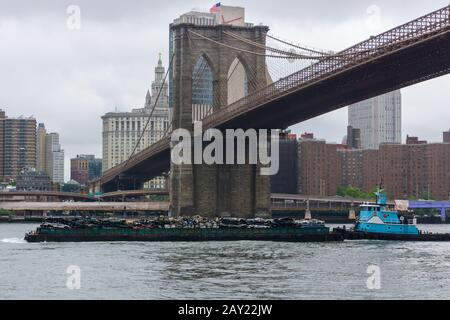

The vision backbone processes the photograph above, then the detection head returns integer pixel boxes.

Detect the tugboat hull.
[335,229,450,241]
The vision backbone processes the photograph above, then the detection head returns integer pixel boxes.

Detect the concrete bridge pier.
[170,144,271,218]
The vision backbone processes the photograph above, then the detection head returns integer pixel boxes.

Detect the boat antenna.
[375,178,384,205]
[379,178,384,192]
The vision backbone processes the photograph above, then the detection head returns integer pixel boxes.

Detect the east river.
[1,223,450,299]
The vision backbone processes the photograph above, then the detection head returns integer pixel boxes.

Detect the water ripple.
[2,223,450,299]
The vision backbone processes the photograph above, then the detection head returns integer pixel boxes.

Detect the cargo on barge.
[25,217,344,243]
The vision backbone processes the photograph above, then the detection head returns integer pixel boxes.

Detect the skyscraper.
[348,90,402,150]
[45,133,65,183]
[36,123,47,172]
[0,109,37,181]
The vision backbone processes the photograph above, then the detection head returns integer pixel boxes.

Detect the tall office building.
[36,124,65,184]
[102,57,170,189]
[45,133,65,184]
[36,123,47,172]
[348,90,402,150]
[0,109,37,181]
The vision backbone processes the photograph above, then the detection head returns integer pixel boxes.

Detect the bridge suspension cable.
[224,28,446,61]
[223,31,332,60]
[186,28,311,119]
[266,33,332,56]
[223,30,389,61]
[188,30,320,60]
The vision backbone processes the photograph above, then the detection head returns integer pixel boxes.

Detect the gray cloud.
[0,0,449,180]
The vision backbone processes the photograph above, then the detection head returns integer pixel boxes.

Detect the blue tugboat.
[354,190,419,236]
[335,188,450,241]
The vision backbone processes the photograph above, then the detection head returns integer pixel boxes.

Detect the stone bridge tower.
[170,22,272,218]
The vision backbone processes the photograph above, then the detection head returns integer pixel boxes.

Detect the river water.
[1,223,450,300]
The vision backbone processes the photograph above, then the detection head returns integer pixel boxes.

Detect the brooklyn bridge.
[89,5,450,218]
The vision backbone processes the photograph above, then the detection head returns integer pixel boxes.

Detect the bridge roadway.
[0,191,97,202]
[97,6,450,192]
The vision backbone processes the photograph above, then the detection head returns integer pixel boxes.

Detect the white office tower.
[348,90,402,150]
[45,133,65,183]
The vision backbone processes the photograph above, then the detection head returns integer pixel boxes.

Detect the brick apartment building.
[272,132,450,200]
[70,155,102,186]
[297,137,341,196]
[341,143,450,200]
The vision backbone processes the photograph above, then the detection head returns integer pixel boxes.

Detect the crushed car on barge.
[25,216,344,243]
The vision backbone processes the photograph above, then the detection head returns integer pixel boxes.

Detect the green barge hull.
[25,226,343,243]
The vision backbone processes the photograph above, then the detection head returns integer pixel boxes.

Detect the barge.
[25,217,344,243]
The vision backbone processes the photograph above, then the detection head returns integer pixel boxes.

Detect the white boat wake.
[1,238,27,244]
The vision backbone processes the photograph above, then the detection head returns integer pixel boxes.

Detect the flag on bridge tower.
[210,2,221,13]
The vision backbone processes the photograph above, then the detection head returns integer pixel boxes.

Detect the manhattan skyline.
[1,0,450,180]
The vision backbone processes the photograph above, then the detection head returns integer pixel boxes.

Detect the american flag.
[210,2,221,13]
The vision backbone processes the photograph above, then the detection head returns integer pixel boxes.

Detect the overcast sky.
[1,0,449,180]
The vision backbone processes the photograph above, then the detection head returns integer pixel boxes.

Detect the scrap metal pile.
[40,216,325,230]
